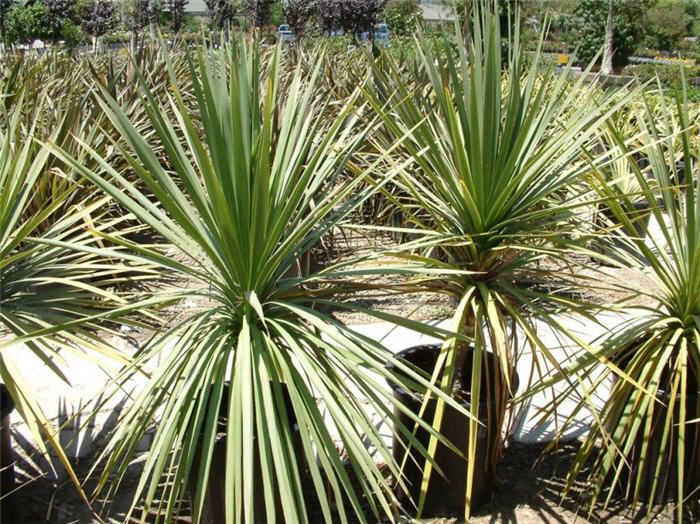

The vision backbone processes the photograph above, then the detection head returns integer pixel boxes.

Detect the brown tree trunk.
[148,0,157,40]
[463,0,472,61]
[451,311,475,396]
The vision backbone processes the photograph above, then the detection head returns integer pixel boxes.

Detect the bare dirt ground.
[7,439,690,523]
[3,228,690,523]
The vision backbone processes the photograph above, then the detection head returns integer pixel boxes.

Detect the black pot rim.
[613,343,699,400]
[1,383,15,418]
[385,343,518,405]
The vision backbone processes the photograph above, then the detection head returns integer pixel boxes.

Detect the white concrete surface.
[344,309,645,447]
[6,307,648,475]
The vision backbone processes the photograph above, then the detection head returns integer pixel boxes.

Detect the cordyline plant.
[54,37,463,523]
[0,94,156,499]
[362,3,637,519]
[543,81,699,520]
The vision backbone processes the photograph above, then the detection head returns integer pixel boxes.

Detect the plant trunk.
[451,313,476,396]
[386,345,516,516]
[601,0,614,75]
[463,0,472,60]
[128,32,138,83]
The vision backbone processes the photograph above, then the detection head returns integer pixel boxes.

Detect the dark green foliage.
[267,1,283,25]
[3,1,45,43]
[382,0,421,36]
[3,0,81,45]
[79,0,116,39]
[571,0,650,69]
[43,0,75,41]
[0,0,13,42]
[623,63,700,83]
[647,1,687,50]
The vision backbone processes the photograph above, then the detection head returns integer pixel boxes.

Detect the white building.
[420,1,456,24]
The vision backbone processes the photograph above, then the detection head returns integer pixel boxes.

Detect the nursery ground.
[8,438,688,523]
[4,227,688,523]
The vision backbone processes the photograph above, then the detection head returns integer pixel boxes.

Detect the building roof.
[420,1,456,23]
[185,0,207,13]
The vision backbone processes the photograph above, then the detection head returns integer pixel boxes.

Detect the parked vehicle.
[359,23,390,47]
[277,24,294,42]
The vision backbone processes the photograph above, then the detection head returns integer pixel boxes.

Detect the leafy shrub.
[571,0,645,69]
[623,63,700,87]
[383,0,421,37]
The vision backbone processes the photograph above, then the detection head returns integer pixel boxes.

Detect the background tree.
[122,0,149,51]
[206,0,238,31]
[572,0,651,69]
[382,0,421,36]
[247,0,274,26]
[167,0,186,32]
[315,0,387,39]
[204,0,216,22]
[42,0,79,43]
[268,0,283,25]
[80,0,116,51]
[3,0,81,46]
[0,0,13,44]
[342,0,387,37]
[648,0,688,51]
[283,0,314,37]
[314,0,341,34]
[145,0,160,38]
[3,1,45,44]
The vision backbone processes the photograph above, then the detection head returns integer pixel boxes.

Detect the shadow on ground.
[5,436,692,523]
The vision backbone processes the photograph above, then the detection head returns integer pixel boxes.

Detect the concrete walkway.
[5,307,647,479]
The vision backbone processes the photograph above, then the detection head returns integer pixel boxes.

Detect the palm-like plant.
[362,5,637,519]
[552,83,699,520]
[54,37,459,523]
[0,94,152,498]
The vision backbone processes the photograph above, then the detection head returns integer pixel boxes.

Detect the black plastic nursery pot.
[0,383,16,523]
[189,383,307,524]
[609,363,699,504]
[386,344,516,518]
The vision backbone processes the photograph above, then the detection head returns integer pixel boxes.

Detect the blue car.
[375,23,390,47]
[278,24,294,42]
[360,23,390,47]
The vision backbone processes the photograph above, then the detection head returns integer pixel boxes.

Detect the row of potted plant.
[0,4,698,523]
